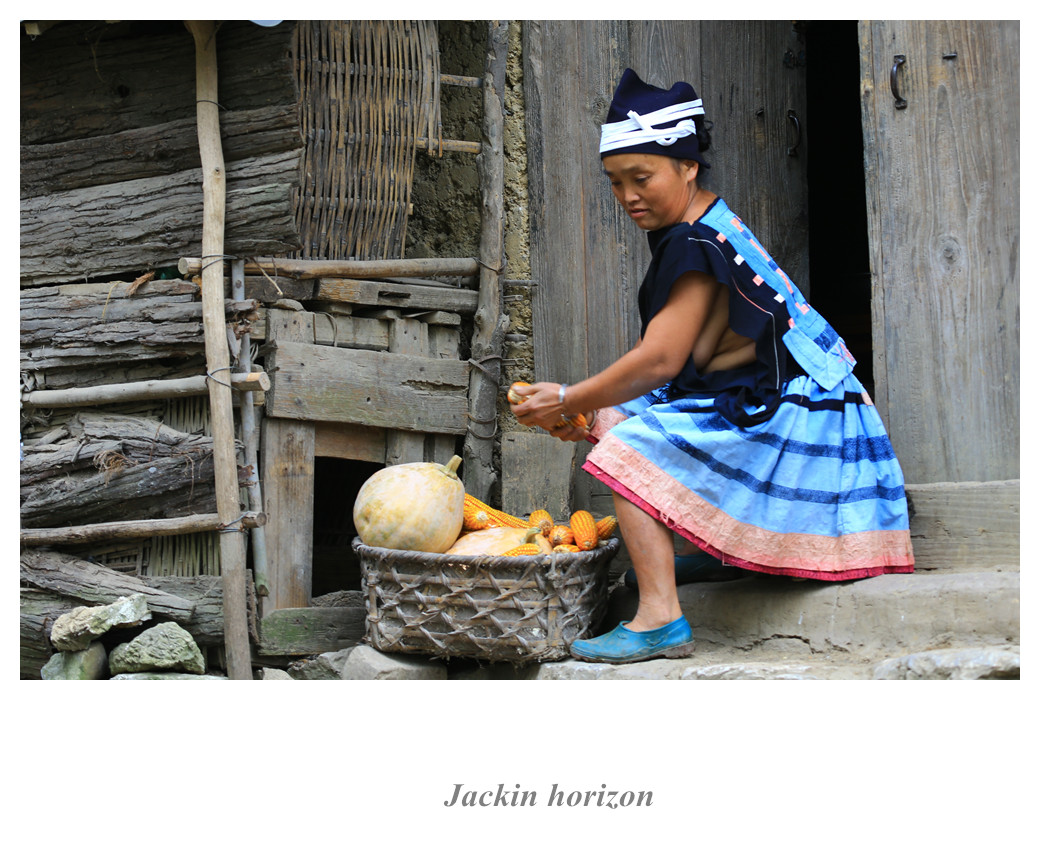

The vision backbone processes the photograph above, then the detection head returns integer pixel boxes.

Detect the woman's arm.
[512,270,721,432]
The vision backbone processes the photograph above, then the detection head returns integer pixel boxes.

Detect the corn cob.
[570,510,598,550]
[552,412,589,431]
[462,494,492,530]
[528,509,553,536]
[502,542,545,557]
[553,543,581,554]
[506,382,529,404]
[462,493,529,529]
[549,524,575,546]
[595,515,619,540]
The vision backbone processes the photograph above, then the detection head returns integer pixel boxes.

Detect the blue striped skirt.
[583,373,914,580]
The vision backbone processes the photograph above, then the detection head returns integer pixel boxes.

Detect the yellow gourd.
[352,455,465,553]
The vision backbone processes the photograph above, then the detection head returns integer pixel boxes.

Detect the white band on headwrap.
[599,100,705,153]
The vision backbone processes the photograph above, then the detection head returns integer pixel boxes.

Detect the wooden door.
[859,21,1019,484]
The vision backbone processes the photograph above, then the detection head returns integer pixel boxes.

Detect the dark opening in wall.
[311,456,382,598]
[805,20,874,396]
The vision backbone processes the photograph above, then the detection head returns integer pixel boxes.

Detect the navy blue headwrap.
[600,69,710,168]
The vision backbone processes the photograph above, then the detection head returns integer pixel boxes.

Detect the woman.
[511,69,914,664]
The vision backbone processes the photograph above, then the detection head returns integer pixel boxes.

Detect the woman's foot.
[569,616,695,663]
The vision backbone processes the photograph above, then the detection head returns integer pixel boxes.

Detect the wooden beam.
[258,606,366,656]
[314,277,479,314]
[906,480,1019,573]
[20,512,266,547]
[462,21,510,502]
[264,340,470,434]
[178,255,479,279]
[21,371,268,408]
[186,19,251,680]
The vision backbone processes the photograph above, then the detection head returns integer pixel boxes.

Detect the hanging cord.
[476,257,506,274]
[206,365,233,389]
[319,311,339,347]
[248,256,285,297]
[218,515,245,534]
[198,253,237,275]
[465,354,504,438]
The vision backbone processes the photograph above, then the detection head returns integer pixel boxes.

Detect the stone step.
[602,570,1020,660]
[285,642,1020,681]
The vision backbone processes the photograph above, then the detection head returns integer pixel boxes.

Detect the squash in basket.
[446,526,552,556]
[352,455,465,553]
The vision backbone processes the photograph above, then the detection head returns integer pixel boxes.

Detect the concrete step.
[602,570,1020,660]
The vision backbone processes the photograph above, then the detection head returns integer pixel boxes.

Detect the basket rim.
[351,535,619,565]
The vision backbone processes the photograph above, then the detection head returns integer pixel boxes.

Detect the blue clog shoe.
[624,551,748,590]
[570,616,695,664]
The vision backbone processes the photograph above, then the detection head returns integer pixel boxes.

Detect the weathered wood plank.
[264,340,470,434]
[860,21,1019,482]
[256,308,390,350]
[500,430,577,522]
[258,606,366,656]
[315,277,479,314]
[385,317,428,465]
[906,480,1019,573]
[314,422,386,463]
[261,312,315,613]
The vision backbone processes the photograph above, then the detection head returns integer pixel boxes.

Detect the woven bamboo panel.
[292,20,441,260]
[354,538,619,664]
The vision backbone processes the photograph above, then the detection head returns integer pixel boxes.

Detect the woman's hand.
[509,381,568,430]
[510,381,592,440]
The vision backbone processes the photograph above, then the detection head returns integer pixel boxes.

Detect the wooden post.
[185,20,252,680]
[232,260,270,597]
[462,20,510,502]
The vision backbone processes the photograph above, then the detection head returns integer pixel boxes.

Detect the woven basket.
[353,536,620,664]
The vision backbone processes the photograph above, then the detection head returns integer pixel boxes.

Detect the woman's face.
[603,154,699,230]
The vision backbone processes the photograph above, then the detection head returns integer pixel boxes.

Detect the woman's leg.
[612,491,683,630]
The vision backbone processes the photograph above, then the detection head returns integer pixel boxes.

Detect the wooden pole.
[21,372,269,409]
[232,259,270,597]
[462,21,510,502]
[21,512,266,547]
[185,20,252,680]
[177,255,479,279]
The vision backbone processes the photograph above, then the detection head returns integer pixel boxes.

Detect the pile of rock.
[40,593,226,681]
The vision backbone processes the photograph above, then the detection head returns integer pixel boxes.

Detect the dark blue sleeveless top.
[638,198,816,426]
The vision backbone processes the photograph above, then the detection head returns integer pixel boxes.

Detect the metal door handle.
[891,54,908,109]
[786,109,801,156]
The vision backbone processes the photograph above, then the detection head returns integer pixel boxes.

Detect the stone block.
[109,621,206,675]
[258,667,294,680]
[50,594,152,652]
[110,673,229,680]
[288,649,354,680]
[339,644,447,680]
[873,645,1020,680]
[41,641,108,680]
